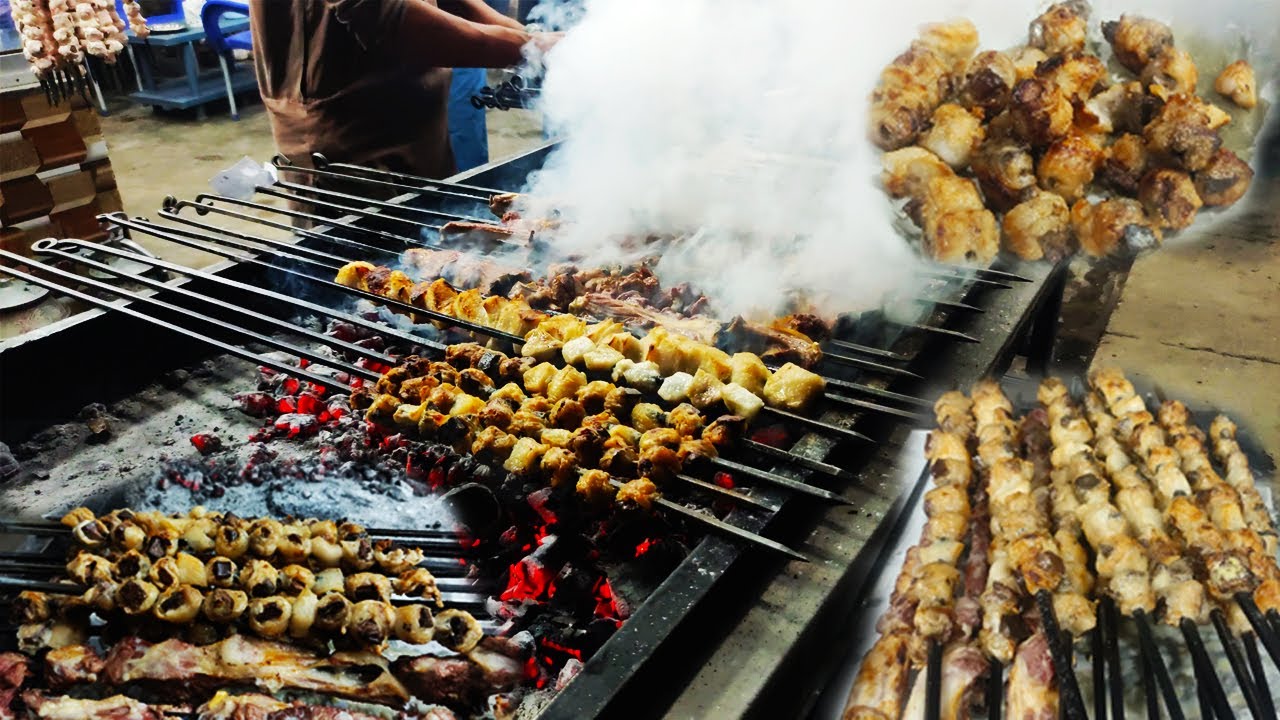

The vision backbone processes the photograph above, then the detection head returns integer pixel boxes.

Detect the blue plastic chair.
[201,0,253,120]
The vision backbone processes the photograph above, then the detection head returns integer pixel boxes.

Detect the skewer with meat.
[336,262,828,412]
[1019,399,1096,638]
[1160,404,1280,618]
[58,508,427,577]
[367,356,748,511]
[20,691,169,719]
[899,391,993,720]
[970,379,1045,667]
[1087,368,1256,605]
[40,633,526,709]
[843,391,981,720]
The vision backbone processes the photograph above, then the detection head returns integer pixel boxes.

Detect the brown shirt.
[248,0,456,179]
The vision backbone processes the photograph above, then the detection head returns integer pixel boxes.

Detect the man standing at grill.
[248,0,559,180]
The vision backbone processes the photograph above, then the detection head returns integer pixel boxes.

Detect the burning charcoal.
[274,413,321,438]
[190,433,223,456]
[233,392,277,418]
[0,442,18,481]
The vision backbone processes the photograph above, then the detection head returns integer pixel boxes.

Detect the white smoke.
[517,0,1278,321]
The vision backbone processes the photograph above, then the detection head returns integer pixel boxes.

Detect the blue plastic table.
[127,16,256,119]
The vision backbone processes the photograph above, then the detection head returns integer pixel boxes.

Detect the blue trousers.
[448,67,490,172]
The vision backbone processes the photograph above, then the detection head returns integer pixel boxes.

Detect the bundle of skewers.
[842,370,1279,720]
[0,508,526,718]
[7,0,142,104]
[7,508,481,653]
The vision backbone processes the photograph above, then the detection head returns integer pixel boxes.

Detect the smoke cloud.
[516,0,1277,321]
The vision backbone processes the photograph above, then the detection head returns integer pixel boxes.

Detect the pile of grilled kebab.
[874,3,1257,264]
[5,508,525,718]
[842,369,1278,720]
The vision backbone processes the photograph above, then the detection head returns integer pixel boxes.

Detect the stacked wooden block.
[1,89,125,257]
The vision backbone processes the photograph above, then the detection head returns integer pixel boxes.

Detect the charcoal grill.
[2,139,1090,718]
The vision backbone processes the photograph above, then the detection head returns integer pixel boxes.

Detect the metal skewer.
[275,180,495,225]
[821,350,922,378]
[823,394,931,423]
[986,663,1003,720]
[191,192,442,239]
[107,214,527,346]
[251,185,445,233]
[11,250,378,384]
[36,244,398,367]
[902,322,980,344]
[1210,608,1269,720]
[606,480,808,563]
[272,155,493,205]
[825,340,913,361]
[924,640,942,720]
[163,196,424,260]
[310,153,509,198]
[1243,632,1276,720]
[821,377,932,408]
[760,407,873,444]
[698,456,850,504]
[42,238,447,356]
[1236,592,1280,669]
[1180,618,1234,720]
[0,517,460,542]
[1102,599,1125,720]
[1090,625,1106,720]
[0,260,354,394]
[1132,608,1186,720]
[914,268,1014,290]
[674,474,777,511]
[1033,590,1088,720]
[738,439,855,482]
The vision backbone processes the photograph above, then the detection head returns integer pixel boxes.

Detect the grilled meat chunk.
[922,104,986,169]
[970,139,1037,212]
[1138,168,1202,230]
[1103,15,1174,74]
[1215,60,1257,109]
[1097,133,1149,196]
[1071,197,1160,256]
[1029,1,1089,55]
[1143,94,1226,172]
[961,50,1017,114]
[1193,148,1253,207]
[1037,133,1102,203]
[1002,191,1072,262]
[1008,78,1073,148]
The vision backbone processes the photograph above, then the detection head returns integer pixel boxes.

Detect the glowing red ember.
[189,433,223,455]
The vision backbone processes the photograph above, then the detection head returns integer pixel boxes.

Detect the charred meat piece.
[970,139,1037,212]
[1193,148,1253,207]
[1029,1,1089,55]
[869,42,953,150]
[917,19,979,69]
[1008,78,1073,148]
[1081,81,1156,135]
[1002,191,1073,262]
[1143,94,1225,172]
[881,146,954,203]
[719,317,823,369]
[1037,133,1102,203]
[21,692,167,720]
[1142,46,1198,100]
[961,50,1017,114]
[1103,15,1174,74]
[1097,133,1149,196]
[1035,52,1106,104]
[439,220,530,248]
[922,104,986,169]
[1138,168,1202,230]
[1071,197,1160,256]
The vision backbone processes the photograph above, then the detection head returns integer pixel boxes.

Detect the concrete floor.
[96,99,1279,464]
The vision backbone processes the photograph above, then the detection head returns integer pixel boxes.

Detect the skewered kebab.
[57,508,432,578]
[897,391,993,720]
[843,391,979,720]
[336,262,828,416]
[361,352,754,511]
[14,582,461,652]
[1088,369,1259,606]
[19,692,169,719]
[971,379,1087,720]
[33,633,526,709]
[15,691,453,720]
